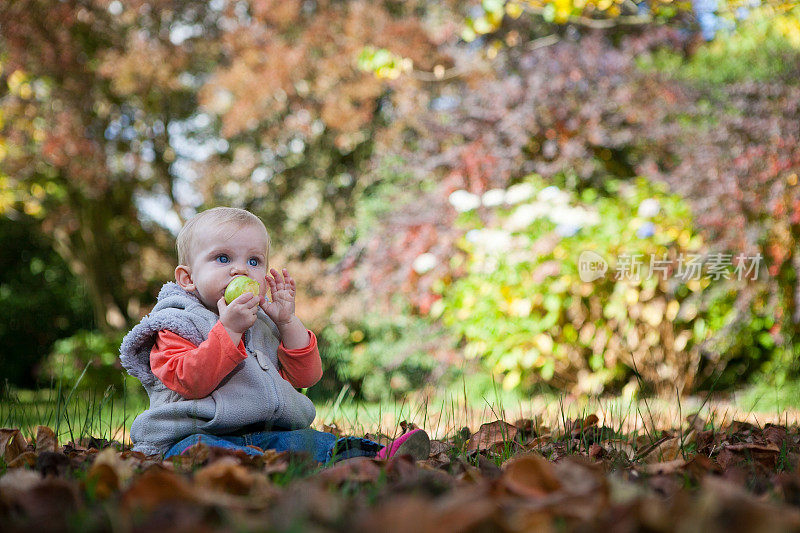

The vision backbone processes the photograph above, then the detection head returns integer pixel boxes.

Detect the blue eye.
[216,255,229,264]
[248,258,259,267]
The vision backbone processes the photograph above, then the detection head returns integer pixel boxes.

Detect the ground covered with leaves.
[0,415,800,532]
[2,416,800,532]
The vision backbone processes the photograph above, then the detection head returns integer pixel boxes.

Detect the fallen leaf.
[589,443,606,460]
[637,458,686,475]
[36,451,71,477]
[764,425,788,449]
[641,437,682,463]
[7,477,81,528]
[35,425,59,453]
[502,454,562,498]
[603,439,635,461]
[317,456,382,486]
[399,420,419,433]
[0,428,27,462]
[84,448,135,499]
[257,448,290,475]
[683,454,721,480]
[120,465,198,513]
[322,422,342,438]
[7,451,37,468]
[570,414,599,437]
[429,439,453,456]
[85,462,120,499]
[194,457,258,496]
[364,432,393,447]
[0,468,42,494]
[466,420,518,454]
[721,442,780,469]
[693,475,800,531]
[421,452,450,470]
[476,454,502,480]
[553,456,606,497]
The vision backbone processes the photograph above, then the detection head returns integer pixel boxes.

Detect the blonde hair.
[177,207,270,265]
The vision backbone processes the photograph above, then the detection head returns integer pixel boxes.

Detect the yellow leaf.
[509,298,532,317]
[505,2,524,18]
[625,287,639,305]
[641,301,664,327]
[534,333,554,354]
[666,300,680,321]
[503,370,521,390]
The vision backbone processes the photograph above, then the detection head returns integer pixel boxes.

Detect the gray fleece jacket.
[119,282,316,456]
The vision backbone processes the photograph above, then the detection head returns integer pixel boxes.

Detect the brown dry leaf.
[725,442,780,453]
[0,428,27,462]
[2,476,81,528]
[386,454,423,483]
[570,414,599,437]
[36,451,71,477]
[85,447,134,499]
[365,432,393,447]
[523,434,554,452]
[358,487,496,533]
[502,454,562,498]
[763,425,788,449]
[429,439,453,456]
[322,422,342,438]
[683,454,721,480]
[603,439,635,461]
[120,465,198,513]
[637,458,686,475]
[466,420,518,454]
[504,508,555,533]
[452,457,483,484]
[316,456,382,486]
[399,420,419,433]
[428,486,497,532]
[258,448,290,475]
[691,475,800,532]
[589,443,606,460]
[514,418,539,443]
[642,437,682,463]
[173,440,212,466]
[86,462,120,499]
[7,451,37,468]
[421,452,451,470]
[722,442,780,469]
[356,495,435,533]
[194,457,258,496]
[514,418,536,433]
[35,425,59,453]
[0,468,42,494]
[553,456,607,498]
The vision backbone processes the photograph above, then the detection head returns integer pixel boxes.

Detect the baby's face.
[183,222,269,312]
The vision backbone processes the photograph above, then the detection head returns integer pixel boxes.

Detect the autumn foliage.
[4,414,800,531]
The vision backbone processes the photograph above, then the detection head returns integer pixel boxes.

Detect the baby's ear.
[174,265,195,292]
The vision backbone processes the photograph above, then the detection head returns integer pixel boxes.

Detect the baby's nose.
[230,263,248,275]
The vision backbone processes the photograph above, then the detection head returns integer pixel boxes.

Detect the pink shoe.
[376,429,430,461]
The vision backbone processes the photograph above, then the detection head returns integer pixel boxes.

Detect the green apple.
[224,275,261,304]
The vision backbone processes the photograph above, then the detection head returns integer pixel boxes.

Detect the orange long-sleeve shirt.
[149,321,322,399]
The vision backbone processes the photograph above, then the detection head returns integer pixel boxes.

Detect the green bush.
[434,174,751,396]
[38,330,133,394]
[317,313,452,401]
[0,215,94,389]
[637,4,800,84]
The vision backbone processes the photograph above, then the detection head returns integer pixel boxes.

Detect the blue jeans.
[163,428,383,463]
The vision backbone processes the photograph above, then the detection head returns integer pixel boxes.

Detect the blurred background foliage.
[1,0,799,402]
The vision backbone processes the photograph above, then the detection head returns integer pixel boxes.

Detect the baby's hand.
[218,292,259,335]
[261,268,296,326]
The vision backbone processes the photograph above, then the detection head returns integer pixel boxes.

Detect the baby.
[120,207,429,462]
